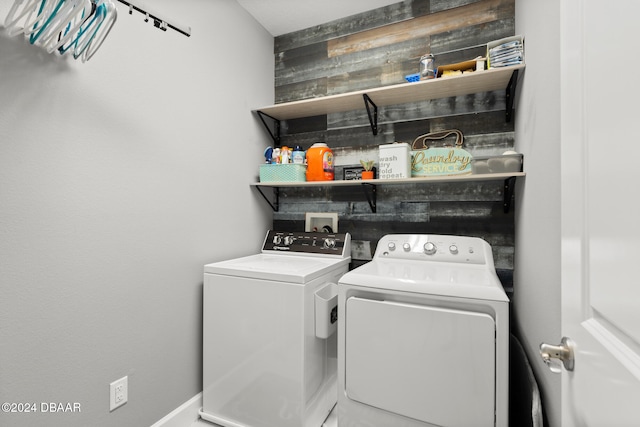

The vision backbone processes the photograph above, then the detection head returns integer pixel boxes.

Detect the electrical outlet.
[305,212,338,233]
[351,240,372,260]
[109,376,128,411]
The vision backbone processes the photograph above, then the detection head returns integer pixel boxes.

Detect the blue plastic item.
[405,73,420,83]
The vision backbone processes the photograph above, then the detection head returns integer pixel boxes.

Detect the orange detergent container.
[306,143,334,181]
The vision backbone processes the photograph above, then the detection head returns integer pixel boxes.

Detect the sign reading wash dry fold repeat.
[411,129,473,176]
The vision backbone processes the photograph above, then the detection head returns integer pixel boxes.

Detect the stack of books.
[488,39,524,68]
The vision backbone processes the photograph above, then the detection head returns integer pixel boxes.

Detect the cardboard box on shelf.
[436,59,480,78]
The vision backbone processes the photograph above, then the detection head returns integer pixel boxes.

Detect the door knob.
[540,336,575,373]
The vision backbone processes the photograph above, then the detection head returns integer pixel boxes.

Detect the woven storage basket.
[259,164,306,182]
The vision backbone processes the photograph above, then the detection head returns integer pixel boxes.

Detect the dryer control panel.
[262,230,351,258]
[376,234,490,265]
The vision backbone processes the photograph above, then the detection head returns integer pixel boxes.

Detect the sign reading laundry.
[411,149,472,174]
[410,129,473,176]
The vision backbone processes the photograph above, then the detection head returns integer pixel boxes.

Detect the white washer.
[338,234,509,427]
[200,230,351,427]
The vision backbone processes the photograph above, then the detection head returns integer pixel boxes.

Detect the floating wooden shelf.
[254,64,524,140]
[255,65,524,120]
[252,172,525,213]
[253,172,524,187]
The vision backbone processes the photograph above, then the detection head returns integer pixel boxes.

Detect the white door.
[557,0,640,425]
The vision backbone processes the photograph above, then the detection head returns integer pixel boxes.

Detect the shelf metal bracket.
[503,176,516,213]
[505,69,519,123]
[362,183,377,213]
[362,94,379,136]
[254,186,279,211]
[256,111,281,146]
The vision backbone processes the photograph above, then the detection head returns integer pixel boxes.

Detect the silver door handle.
[540,336,575,372]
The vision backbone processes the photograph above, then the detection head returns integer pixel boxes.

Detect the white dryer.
[200,230,351,427]
[338,234,509,427]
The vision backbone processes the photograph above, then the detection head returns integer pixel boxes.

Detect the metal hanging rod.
[116,0,191,37]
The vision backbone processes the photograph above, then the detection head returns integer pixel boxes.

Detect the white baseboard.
[150,392,202,427]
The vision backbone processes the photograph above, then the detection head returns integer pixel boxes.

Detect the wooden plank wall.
[269,0,517,290]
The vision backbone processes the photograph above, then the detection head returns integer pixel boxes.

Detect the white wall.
[0,1,274,426]
[514,1,562,426]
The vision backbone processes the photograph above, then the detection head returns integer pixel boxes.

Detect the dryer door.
[345,297,496,427]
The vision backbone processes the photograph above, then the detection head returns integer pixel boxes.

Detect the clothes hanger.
[40,0,114,61]
[50,0,101,54]
[80,0,117,62]
[30,0,92,47]
[27,0,66,43]
[4,0,186,62]
[4,0,48,37]
[68,0,106,57]
[4,0,27,28]
[24,0,72,42]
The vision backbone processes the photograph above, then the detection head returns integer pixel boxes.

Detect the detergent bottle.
[306,143,334,181]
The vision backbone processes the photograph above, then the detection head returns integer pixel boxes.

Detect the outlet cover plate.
[351,240,372,260]
[305,212,338,232]
[109,376,128,411]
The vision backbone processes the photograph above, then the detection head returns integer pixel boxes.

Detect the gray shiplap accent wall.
[268,0,517,289]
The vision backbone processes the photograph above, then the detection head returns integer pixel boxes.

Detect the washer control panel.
[262,230,350,257]
[378,234,488,265]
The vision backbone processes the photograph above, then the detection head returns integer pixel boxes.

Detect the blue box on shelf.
[404,73,420,83]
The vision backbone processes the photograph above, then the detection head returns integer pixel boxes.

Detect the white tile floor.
[190,405,337,427]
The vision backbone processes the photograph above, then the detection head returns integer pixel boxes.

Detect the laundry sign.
[410,129,473,176]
